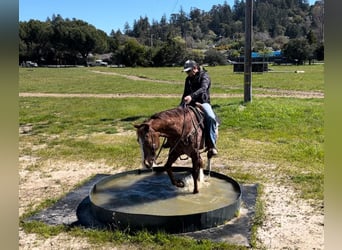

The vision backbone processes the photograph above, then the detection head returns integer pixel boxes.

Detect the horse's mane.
[150,107,184,120]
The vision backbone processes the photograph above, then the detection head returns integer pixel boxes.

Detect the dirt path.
[257,182,324,249]
[91,70,180,84]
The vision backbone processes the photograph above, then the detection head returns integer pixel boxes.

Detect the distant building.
[230,50,287,64]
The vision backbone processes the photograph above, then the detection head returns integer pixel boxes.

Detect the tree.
[19,1,324,67]
[63,20,108,65]
[315,42,324,61]
[186,49,205,65]
[311,1,324,43]
[153,35,186,66]
[19,20,53,64]
[204,49,227,65]
[283,38,311,64]
[131,16,151,45]
[108,30,123,52]
[113,38,148,66]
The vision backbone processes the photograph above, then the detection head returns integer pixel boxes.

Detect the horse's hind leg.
[206,151,214,176]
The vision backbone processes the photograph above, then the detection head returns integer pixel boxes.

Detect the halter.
[145,127,158,154]
[137,125,159,165]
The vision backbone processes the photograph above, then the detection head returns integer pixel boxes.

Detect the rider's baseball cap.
[183,60,197,72]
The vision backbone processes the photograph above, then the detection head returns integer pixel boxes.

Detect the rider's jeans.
[201,103,217,148]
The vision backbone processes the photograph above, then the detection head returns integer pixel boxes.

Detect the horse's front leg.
[164,152,184,188]
[191,154,203,194]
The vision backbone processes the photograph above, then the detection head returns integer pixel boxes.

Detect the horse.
[134,104,215,194]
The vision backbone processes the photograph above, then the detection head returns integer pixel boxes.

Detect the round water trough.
[89,167,241,233]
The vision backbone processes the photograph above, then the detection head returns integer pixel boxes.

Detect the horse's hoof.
[176,180,185,188]
[193,189,199,194]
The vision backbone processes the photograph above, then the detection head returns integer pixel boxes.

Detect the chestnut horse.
[134,105,214,194]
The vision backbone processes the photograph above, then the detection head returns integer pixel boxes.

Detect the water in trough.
[89,167,241,233]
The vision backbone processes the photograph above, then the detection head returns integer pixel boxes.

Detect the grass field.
[19,64,324,94]
[19,64,324,249]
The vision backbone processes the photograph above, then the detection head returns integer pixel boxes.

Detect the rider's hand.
[184,95,192,104]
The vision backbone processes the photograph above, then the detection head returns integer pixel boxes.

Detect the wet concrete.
[25,174,258,247]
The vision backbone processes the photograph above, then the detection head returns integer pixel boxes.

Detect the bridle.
[138,126,159,166]
[145,127,159,154]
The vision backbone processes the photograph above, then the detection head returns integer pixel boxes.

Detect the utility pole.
[244,0,253,102]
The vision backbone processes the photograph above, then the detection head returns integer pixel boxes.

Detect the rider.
[180,60,218,156]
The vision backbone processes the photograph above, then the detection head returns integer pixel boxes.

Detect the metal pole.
[244,0,253,102]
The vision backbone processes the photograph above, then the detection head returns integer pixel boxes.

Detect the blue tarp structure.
[251,50,282,58]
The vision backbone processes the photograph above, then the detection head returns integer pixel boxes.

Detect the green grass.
[216,97,323,200]
[19,65,324,249]
[96,64,324,91]
[19,97,178,166]
[21,220,247,250]
[19,64,324,94]
[20,96,324,197]
[19,67,183,94]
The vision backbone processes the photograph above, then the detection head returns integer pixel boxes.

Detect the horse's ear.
[134,123,149,132]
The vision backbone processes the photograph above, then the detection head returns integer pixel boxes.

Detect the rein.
[155,137,166,164]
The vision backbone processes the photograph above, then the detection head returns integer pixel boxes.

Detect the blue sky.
[19,0,316,35]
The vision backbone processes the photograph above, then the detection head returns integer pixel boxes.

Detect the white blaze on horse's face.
[137,136,147,168]
[135,123,160,169]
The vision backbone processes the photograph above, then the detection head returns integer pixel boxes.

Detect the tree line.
[19,0,324,67]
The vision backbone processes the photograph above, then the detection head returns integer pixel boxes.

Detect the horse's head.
[134,123,160,168]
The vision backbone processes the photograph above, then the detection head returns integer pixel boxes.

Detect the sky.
[19,0,316,35]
